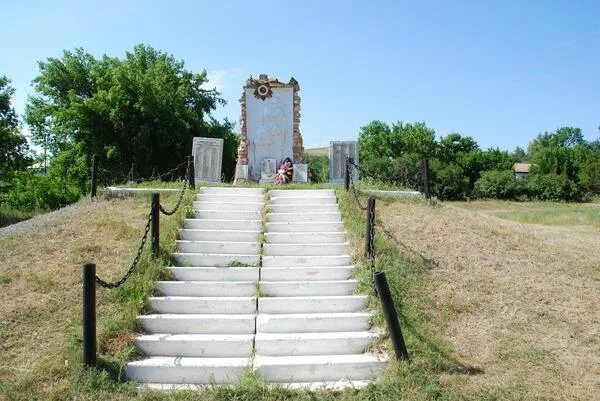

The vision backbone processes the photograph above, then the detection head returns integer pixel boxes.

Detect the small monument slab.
[192,137,223,183]
[329,141,359,184]
[293,164,308,182]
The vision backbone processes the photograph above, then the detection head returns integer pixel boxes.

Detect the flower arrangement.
[274,157,294,185]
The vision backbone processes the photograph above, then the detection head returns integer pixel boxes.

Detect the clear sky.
[2,0,599,150]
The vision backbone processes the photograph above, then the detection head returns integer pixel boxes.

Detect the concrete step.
[268,204,339,213]
[126,356,250,384]
[179,229,260,242]
[201,187,263,195]
[263,243,349,256]
[149,296,256,314]
[196,194,264,203]
[267,212,341,222]
[260,280,358,297]
[261,266,354,281]
[270,196,337,205]
[139,381,372,391]
[255,332,379,356]
[167,267,259,282]
[256,312,372,333]
[258,296,368,314]
[176,240,260,255]
[269,189,335,197]
[253,354,387,383]
[157,281,257,297]
[266,222,344,232]
[184,219,262,231]
[262,255,352,267]
[194,210,262,220]
[173,253,260,267]
[192,201,264,211]
[265,232,346,244]
[139,314,256,334]
[136,334,254,357]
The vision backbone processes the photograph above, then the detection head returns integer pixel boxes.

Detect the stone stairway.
[126,187,386,389]
[255,189,386,388]
[126,187,264,386]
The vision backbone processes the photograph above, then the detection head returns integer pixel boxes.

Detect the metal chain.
[347,162,367,210]
[95,210,153,288]
[159,159,191,216]
[367,200,377,293]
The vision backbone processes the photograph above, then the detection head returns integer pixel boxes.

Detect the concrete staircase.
[126,187,264,386]
[126,187,386,389]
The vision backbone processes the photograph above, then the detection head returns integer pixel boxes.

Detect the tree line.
[358,120,600,201]
[0,44,238,213]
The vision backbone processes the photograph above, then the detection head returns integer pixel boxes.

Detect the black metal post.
[365,197,376,259]
[344,157,350,191]
[90,155,98,199]
[151,193,159,258]
[188,155,195,190]
[82,263,97,367]
[374,271,410,361]
[423,159,431,199]
[129,163,136,182]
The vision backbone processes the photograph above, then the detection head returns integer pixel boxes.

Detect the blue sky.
[2,0,599,150]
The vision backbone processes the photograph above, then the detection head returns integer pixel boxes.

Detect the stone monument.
[329,141,359,184]
[192,137,223,183]
[234,74,306,183]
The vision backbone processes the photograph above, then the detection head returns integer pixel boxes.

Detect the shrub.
[305,154,329,183]
[431,163,469,200]
[525,173,583,202]
[474,170,524,199]
[0,171,82,211]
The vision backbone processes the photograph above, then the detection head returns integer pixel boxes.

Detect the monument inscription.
[192,137,223,183]
[329,141,359,184]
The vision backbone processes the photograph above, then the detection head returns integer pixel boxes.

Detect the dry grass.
[377,199,600,400]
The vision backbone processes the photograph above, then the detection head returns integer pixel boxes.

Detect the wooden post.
[90,155,98,199]
[374,271,410,361]
[423,159,431,199]
[82,263,97,367]
[365,197,376,259]
[188,155,195,190]
[151,193,159,258]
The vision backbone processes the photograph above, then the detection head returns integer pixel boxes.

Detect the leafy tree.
[358,120,396,161]
[25,45,231,183]
[401,121,437,159]
[528,127,586,179]
[0,76,30,185]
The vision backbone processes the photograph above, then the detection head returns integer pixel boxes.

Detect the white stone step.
[195,210,263,220]
[173,253,260,267]
[265,232,346,244]
[136,334,254,357]
[266,222,344,232]
[263,243,349,256]
[179,229,260,242]
[258,296,368,314]
[255,332,378,356]
[256,312,372,333]
[176,240,260,255]
[126,356,250,384]
[269,189,335,197]
[268,204,339,213]
[196,194,265,203]
[267,212,341,222]
[139,380,372,391]
[157,281,257,297]
[253,354,387,383]
[260,280,357,297]
[184,219,262,231]
[260,266,354,281]
[192,201,264,211]
[149,296,256,314]
[167,267,259,282]
[201,187,263,194]
[270,196,337,205]
[139,314,256,334]
[262,255,352,267]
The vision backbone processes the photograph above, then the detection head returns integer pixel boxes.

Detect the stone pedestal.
[192,137,223,183]
[293,164,308,182]
[329,141,359,184]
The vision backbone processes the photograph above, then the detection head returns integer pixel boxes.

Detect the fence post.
[90,155,98,199]
[151,193,159,258]
[188,155,195,190]
[82,263,97,367]
[344,157,350,191]
[423,159,431,199]
[365,197,376,259]
[373,271,410,361]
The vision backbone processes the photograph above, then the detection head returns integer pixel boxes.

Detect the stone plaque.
[192,137,223,183]
[293,164,308,182]
[261,158,278,180]
[329,141,359,184]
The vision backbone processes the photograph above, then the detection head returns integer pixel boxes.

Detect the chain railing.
[158,157,191,216]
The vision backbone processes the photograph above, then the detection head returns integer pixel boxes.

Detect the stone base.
[292,164,308,182]
[234,164,248,184]
[259,178,275,185]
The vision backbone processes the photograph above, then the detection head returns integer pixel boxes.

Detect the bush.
[525,173,583,201]
[474,170,525,199]
[0,171,82,211]
[305,154,329,183]
[431,163,469,200]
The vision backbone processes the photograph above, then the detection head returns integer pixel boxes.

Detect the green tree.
[0,76,30,185]
[25,45,232,182]
[528,127,586,179]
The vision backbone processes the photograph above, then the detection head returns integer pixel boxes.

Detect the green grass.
[304,146,329,157]
[0,205,40,228]
[0,273,10,284]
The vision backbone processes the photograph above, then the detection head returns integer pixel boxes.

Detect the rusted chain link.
[158,159,191,216]
[95,211,152,288]
[123,160,188,184]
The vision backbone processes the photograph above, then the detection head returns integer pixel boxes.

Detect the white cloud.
[201,68,242,92]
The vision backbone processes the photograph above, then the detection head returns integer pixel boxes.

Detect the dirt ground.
[378,199,600,401]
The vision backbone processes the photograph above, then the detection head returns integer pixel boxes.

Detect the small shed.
[512,163,531,178]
